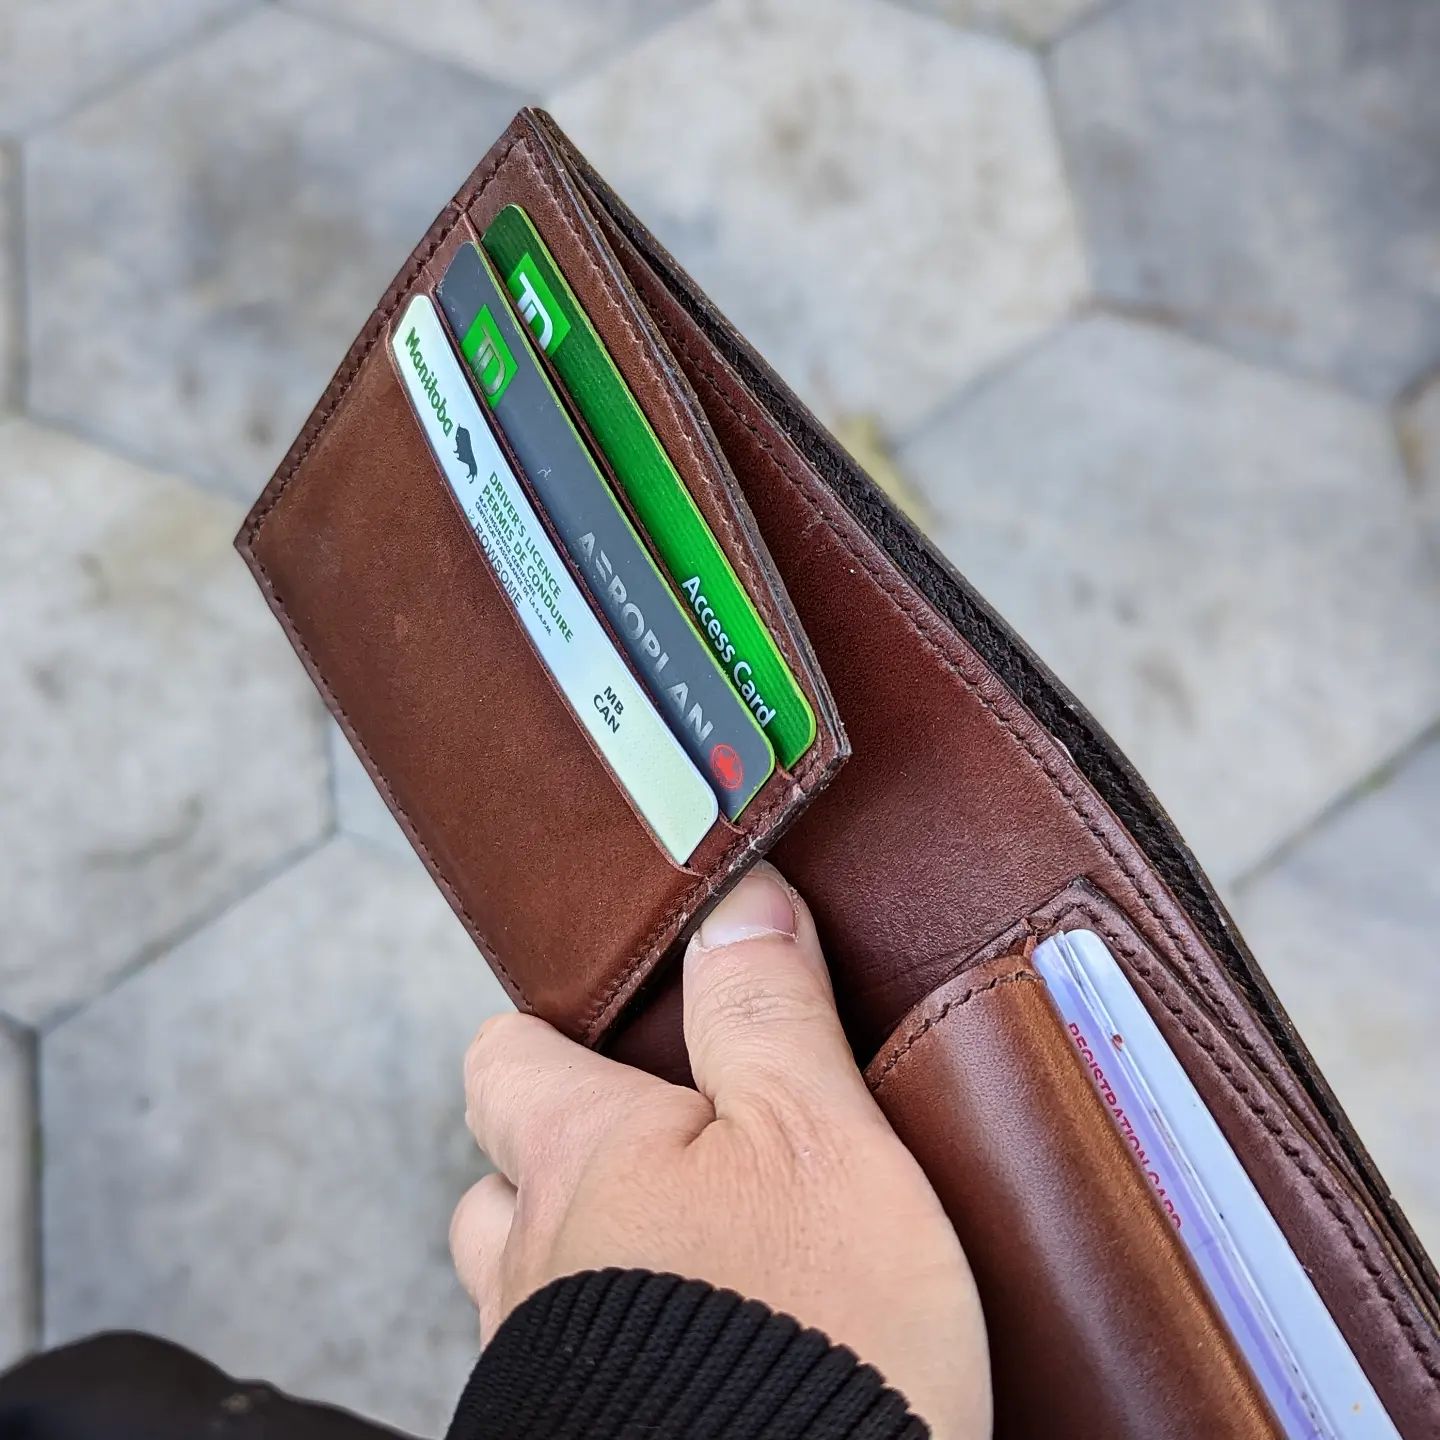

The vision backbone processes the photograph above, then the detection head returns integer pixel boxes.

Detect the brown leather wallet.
[237,110,1440,1437]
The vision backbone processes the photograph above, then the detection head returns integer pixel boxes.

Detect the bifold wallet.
[237,110,1439,1436]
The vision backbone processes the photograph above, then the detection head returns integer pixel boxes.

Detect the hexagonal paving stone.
[0,0,253,136]
[25,6,524,501]
[330,720,412,858]
[1232,735,1440,1253]
[898,314,1440,886]
[1050,0,1440,400]
[283,0,701,90]
[0,1021,36,1371]
[889,0,1104,47]
[0,420,328,1025]
[549,0,1086,434]
[43,839,513,1437]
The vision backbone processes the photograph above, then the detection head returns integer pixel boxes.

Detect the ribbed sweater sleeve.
[444,1269,929,1439]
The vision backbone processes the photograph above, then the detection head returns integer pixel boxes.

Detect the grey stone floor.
[1,1,1437,1432]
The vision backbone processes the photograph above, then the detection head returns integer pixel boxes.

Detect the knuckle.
[464,1010,541,1086]
[702,966,838,1039]
[700,972,794,1036]
[697,976,842,1080]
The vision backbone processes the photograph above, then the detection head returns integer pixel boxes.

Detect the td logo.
[462,306,516,404]
[508,252,571,357]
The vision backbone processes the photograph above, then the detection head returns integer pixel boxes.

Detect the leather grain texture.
[866,955,1282,1439]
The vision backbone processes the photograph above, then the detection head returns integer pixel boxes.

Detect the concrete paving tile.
[0,1021,36,1371]
[283,0,701,90]
[0,0,253,136]
[890,0,1103,46]
[832,414,934,530]
[1232,736,1440,1254]
[25,6,523,501]
[549,0,1086,435]
[1399,369,1440,561]
[0,419,328,1026]
[42,838,513,1436]
[0,145,17,410]
[330,721,412,859]
[1050,0,1440,400]
[898,314,1440,886]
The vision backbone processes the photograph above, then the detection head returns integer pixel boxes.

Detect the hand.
[451,862,991,1439]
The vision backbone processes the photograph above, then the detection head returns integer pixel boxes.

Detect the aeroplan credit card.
[436,240,775,819]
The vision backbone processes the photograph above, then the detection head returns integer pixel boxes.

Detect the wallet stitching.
[867,968,1042,1094]
[243,133,520,537]
[578,750,825,1041]
[1052,896,1440,1382]
[242,135,526,1002]
[501,144,832,1043]
[657,317,1440,1376]
[514,146,801,675]
[243,131,825,1042]
[265,600,522,1006]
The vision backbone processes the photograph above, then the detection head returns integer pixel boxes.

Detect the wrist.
[446,1268,929,1439]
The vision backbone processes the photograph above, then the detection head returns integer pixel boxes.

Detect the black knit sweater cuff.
[445,1268,929,1439]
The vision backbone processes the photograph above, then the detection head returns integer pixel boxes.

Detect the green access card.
[482,204,816,769]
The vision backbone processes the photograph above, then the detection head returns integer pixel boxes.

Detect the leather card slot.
[449,116,846,786]
[1018,883,1440,1437]
[238,120,848,1046]
[957,879,1353,1178]
[865,954,1281,1440]
[241,340,713,1035]
[906,880,1438,1434]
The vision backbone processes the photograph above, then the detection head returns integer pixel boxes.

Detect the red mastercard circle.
[710,743,744,792]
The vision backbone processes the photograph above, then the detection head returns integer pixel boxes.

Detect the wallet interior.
[239,110,1440,1436]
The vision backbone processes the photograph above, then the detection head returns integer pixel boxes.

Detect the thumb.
[682,863,870,1120]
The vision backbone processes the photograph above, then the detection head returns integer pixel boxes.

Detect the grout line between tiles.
[893,301,1092,455]
[879,0,1109,54]
[904,290,1412,477]
[22,407,253,501]
[1038,20,1099,299]
[1041,0,1128,52]
[13,1,265,140]
[37,825,336,1037]
[1038,21,1421,411]
[1394,365,1440,501]
[1231,714,1440,898]
[325,723,344,841]
[269,1,537,101]
[544,0,718,93]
